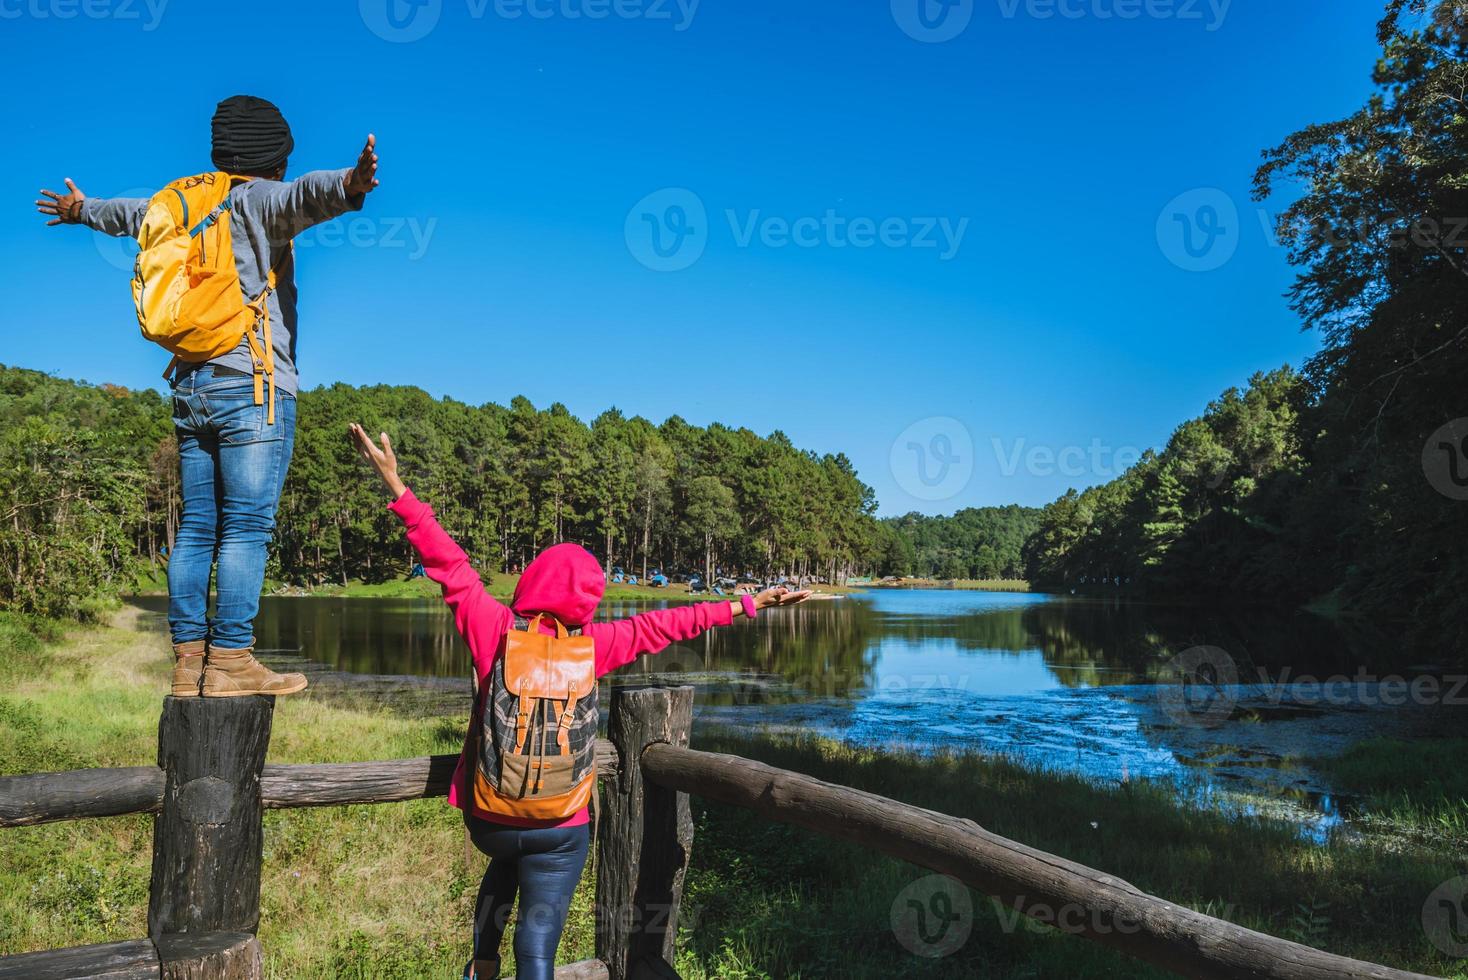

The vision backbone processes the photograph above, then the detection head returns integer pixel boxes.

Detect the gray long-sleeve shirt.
[81,168,364,395]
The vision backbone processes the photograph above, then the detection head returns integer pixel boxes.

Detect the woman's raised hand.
[755,585,813,610]
[348,423,407,499]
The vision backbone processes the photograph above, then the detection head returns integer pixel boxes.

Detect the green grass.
[0,609,582,977]
[2,613,1463,978]
[673,732,1468,979]
[1313,737,1468,843]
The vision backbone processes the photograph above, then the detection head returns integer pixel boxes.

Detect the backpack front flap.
[132,172,256,360]
[474,614,598,821]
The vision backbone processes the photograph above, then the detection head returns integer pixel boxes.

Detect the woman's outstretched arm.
[584,586,811,678]
[349,424,511,675]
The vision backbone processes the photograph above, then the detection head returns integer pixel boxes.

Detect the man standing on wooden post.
[35,96,380,698]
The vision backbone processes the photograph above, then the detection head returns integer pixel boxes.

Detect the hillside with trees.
[881,507,1041,580]
[1025,1,1468,652]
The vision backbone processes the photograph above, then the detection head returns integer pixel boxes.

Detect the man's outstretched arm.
[259,134,379,242]
[36,179,148,237]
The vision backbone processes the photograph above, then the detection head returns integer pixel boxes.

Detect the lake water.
[129,589,1465,833]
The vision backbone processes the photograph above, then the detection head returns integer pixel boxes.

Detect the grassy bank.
[0,609,527,977]
[1314,737,1468,844]
[679,733,1466,979]
[1,612,1462,978]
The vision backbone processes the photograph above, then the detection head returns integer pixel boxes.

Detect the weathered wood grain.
[596,687,694,980]
[259,741,618,809]
[500,959,610,979]
[641,744,1438,980]
[148,696,274,940]
[0,766,164,827]
[156,932,262,980]
[0,939,159,980]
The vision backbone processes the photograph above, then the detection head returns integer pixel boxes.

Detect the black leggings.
[465,814,590,980]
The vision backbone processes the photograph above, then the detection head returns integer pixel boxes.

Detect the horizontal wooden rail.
[0,932,605,979]
[262,741,619,809]
[0,766,165,827]
[641,744,1439,980]
[0,931,261,980]
[0,741,620,827]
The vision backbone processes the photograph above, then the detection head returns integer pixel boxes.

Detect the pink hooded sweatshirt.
[389,489,734,828]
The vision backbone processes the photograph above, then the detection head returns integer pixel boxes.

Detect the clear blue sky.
[0,0,1386,514]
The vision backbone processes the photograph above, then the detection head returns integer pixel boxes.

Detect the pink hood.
[511,543,605,627]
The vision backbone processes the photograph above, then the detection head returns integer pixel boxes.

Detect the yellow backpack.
[131,172,284,423]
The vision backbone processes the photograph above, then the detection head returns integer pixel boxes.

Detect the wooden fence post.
[595,686,694,980]
[148,696,274,942]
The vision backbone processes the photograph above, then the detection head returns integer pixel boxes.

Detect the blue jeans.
[466,816,590,980]
[168,365,296,650]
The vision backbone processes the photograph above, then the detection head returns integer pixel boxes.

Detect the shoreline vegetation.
[128,567,869,603]
[2,609,1463,979]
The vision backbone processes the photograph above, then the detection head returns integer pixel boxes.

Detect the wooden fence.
[0,686,1444,980]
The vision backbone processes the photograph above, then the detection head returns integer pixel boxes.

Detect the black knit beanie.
[210,95,294,176]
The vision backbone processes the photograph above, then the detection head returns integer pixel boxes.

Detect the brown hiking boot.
[171,640,206,697]
[202,645,308,698]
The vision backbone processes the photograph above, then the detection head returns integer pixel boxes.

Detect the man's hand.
[36,178,86,226]
[344,135,379,197]
[349,423,406,499]
[755,586,813,610]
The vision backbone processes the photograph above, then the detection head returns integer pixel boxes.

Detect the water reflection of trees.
[1020,598,1371,688]
[253,598,469,677]
[618,599,883,697]
[242,593,1374,695]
